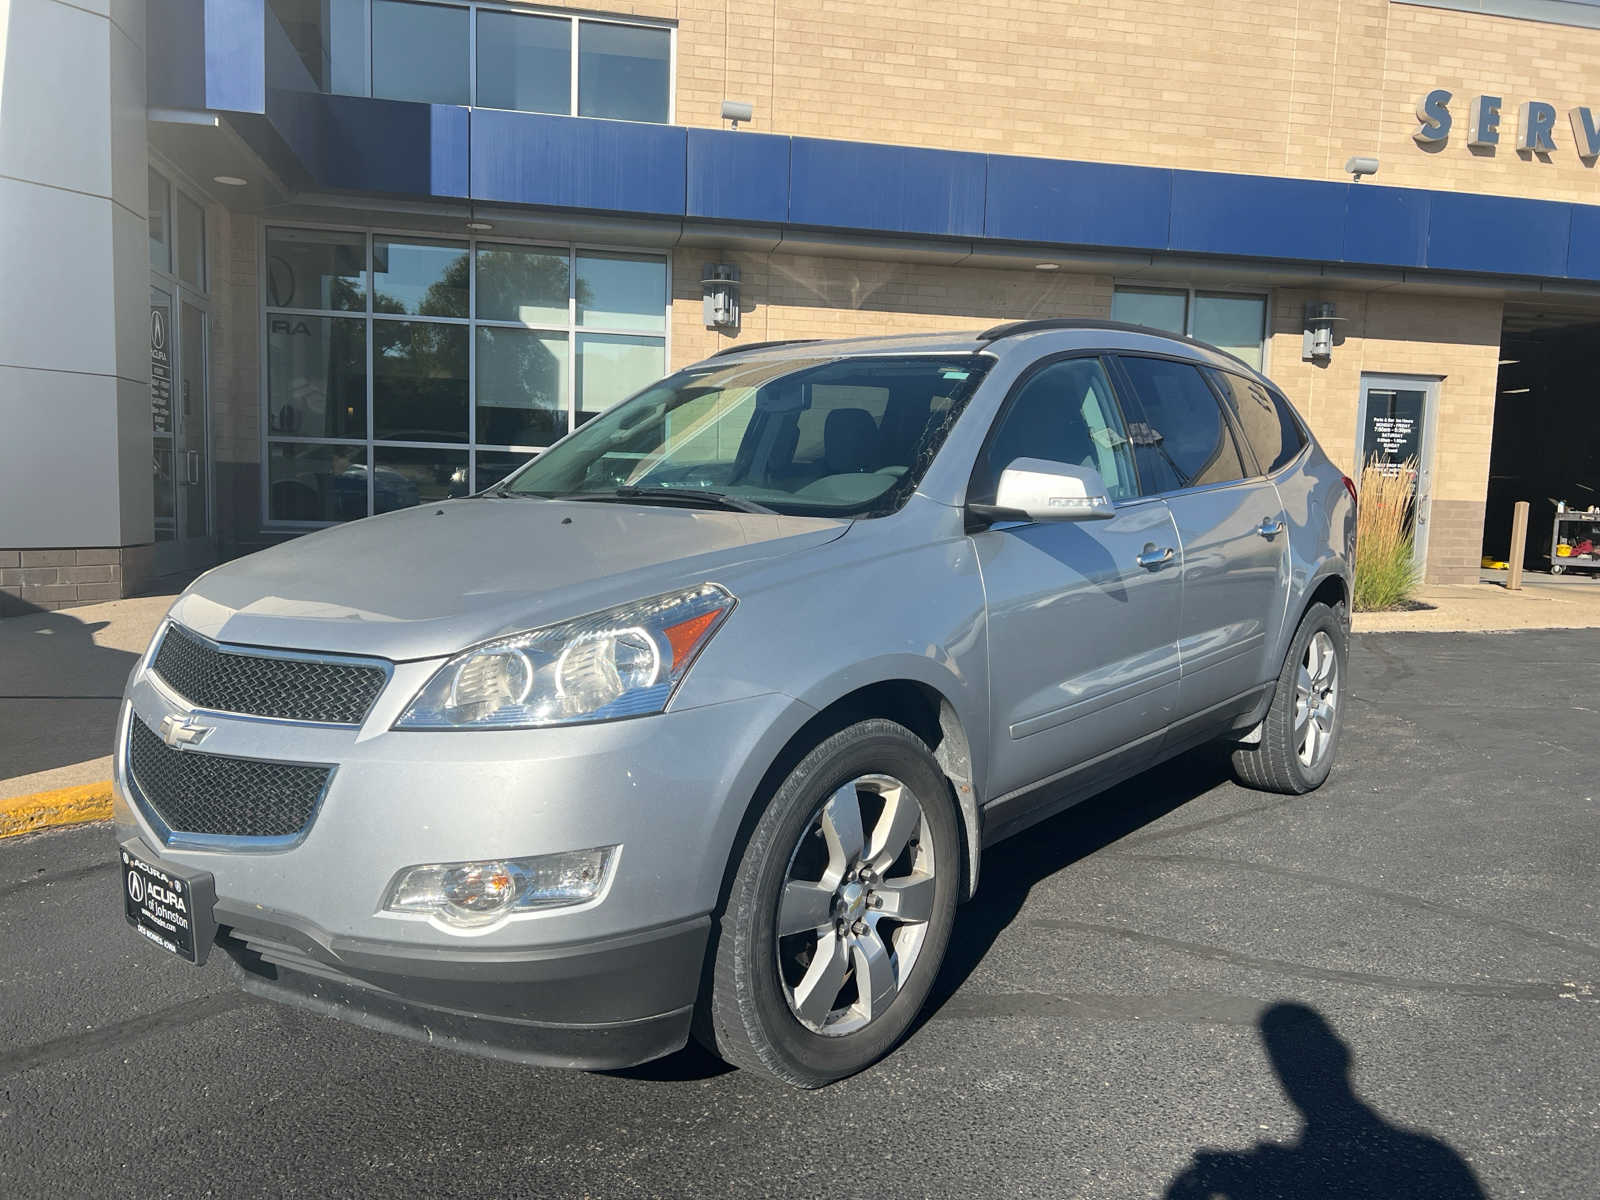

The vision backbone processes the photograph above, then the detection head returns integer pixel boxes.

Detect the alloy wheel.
[775,774,937,1037]
[1294,630,1340,768]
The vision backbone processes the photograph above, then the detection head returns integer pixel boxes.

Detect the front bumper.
[210,882,709,1069]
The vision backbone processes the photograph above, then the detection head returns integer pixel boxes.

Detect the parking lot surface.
[2,630,1595,1198]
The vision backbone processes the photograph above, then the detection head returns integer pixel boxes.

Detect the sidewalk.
[1352,571,1600,633]
[0,592,176,815]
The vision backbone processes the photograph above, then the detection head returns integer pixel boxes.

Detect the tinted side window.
[1211,370,1306,475]
[1117,356,1247,494]
[971,357,1138,504]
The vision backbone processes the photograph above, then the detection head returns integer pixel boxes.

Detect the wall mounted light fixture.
[703,264,741,332]
[1303,302,1344,362]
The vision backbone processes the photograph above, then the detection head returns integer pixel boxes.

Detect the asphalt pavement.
[1,630,1596,1198]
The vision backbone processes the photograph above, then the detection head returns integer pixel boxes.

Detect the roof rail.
[976,317,1259,372]
[709,338,822,358]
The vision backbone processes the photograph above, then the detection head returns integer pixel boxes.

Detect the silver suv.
[114,320,1355,1087]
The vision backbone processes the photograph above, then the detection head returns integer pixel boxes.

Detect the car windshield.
[499,353,993,517]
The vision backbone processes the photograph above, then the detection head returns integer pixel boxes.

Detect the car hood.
[169,499,849,661]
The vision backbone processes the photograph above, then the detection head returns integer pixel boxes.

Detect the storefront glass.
[264,227,668,523]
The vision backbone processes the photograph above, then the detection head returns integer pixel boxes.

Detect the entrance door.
[1356,375,1439,569]
[149,288,212,574]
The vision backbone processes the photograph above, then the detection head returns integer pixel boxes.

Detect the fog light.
[383,847,617,929]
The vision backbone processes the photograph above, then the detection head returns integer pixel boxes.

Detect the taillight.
[1342,475,1358,505]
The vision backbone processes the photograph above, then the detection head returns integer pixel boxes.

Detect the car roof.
[701,320,1270,383]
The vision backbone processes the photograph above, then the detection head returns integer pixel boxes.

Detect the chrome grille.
[151,623,387,725]
[128,715,332,841]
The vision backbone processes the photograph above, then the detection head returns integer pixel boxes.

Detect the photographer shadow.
[1165,1003,1486,1200]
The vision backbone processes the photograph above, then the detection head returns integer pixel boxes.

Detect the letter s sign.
[1414,89,1452,145]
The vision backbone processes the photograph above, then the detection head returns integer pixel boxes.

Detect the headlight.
[383,847,618,929]
[394,583,735,729]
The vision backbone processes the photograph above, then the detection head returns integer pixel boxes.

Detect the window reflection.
[476,328,567,446]
[477,11,570,114]
[373,446,468,511]
[148,170,171,273]
[1110,287,1187,335]
[267,316,367,437]
[578,20,670,122]
[576,252,666,331]
[373,321,469,442]
[474,451,532,493]
[266,229,365,312]
[373,239,468,317]
[177,192,206,290]
[268,443,369,522]
[576,333,664,425]
[372,0,469,105]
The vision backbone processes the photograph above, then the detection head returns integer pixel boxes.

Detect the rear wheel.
[698,719,960,1087]
[1231,601,1347,794]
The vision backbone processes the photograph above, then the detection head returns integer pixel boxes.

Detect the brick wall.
[0,546,155,615]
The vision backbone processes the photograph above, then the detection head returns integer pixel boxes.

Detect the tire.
[1551,563,1566,575]
[697,718,961,1088]
[1231,601,1348,795]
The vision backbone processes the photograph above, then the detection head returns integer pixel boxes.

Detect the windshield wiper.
[563,486,777,515]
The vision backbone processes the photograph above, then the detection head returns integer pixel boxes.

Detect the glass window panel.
[1192,293,1267,369]
[578,21,670,123]
[475,244,569,326]
[971,358,1137,504]
[266,228,366,311]
[153,437,176,540]
[476,327,568,447]
[266,315,367,438]
[268,0,366,93]
[148,170,170,273]
[373,238,468,317]
[575,252,666,332]
[477,11,570,114]
[576,333,664,425]
[371,0,468,105]
[268,442,369,522]
[1118,356,1247,493]
[1111,287,1187,335]
[373,320,469,442]
[475,451,533,493]
[177,191,205,291]
[373,445,469,512]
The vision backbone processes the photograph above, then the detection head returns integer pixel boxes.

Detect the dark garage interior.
[1483,308,1600,574]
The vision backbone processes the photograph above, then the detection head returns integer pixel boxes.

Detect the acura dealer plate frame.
[121,841,217,965]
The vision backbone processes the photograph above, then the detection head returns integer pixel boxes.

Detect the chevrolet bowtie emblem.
[158,713,213,750]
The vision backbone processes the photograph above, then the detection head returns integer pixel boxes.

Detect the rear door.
[970,355,1183,803]
[1112,354,1290,724]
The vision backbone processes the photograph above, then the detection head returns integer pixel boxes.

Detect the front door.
[968,356,1184,807]
[149,288,212,574]
[1356,375,1439,569]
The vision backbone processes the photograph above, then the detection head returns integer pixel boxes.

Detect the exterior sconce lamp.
[721,100,754,130]
[703,264,742,332]
[1345,155,1380,181]
[1302,302,1344,362]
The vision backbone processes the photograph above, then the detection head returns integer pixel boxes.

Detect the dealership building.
[3,0,1600,610]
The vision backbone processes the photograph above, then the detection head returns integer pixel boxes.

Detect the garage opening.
[1483,307,1600,577]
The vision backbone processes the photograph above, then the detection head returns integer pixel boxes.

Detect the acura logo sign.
[158,713,213,750]
[127,871,145,903]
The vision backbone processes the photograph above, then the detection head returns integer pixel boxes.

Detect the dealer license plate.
[121,843,217,965]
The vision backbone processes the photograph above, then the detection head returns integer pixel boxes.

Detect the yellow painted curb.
[0,781,114,839]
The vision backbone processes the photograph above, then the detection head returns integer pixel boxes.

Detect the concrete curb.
[0,781,114,839]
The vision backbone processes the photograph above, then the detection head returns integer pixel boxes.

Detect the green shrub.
[1352,459,1422,612]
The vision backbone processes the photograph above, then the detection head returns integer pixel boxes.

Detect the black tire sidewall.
[723,720,960,1084]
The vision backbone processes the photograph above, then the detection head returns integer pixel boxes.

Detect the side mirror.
[969,458,1116,525]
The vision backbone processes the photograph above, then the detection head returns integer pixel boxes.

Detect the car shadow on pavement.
[1164,1002,1486,1199]
[919,745,1236,1024]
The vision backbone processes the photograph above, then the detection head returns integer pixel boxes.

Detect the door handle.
[1136,544,1175,570]
[1257,516,1285,539]
[185,450,201,486]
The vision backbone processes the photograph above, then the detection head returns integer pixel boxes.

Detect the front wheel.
[698,719,961,1087]
[1231,601,1348,794]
